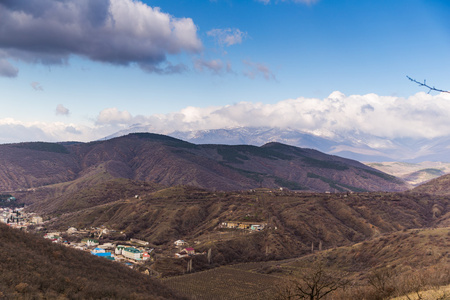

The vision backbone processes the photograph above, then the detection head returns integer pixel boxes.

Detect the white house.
[115,245,126,255]
[174,240,186,247]
[82,238,99,247]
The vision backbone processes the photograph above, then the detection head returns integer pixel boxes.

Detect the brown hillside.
[0,223,181,299]
[0,133,408,195]
[164,227,450,300]
[163,226,450,298]
[47,188,449,266]
[412,173,450,195]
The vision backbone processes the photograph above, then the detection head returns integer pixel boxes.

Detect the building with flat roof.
[122,247,142,261]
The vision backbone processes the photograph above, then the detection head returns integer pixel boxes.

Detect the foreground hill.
[162,227,450,299]
[0,133,407,195]
[0,223,180,299]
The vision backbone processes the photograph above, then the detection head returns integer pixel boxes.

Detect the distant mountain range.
[103,126,450,163]
[0,133,407,198]
[366,161,450,186]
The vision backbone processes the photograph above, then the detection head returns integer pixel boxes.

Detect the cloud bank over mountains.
[2,92,450,147]
[0,0,201,76]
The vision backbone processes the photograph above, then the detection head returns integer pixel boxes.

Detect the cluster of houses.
[220,221,267,231]
[0,207,43,229]
[44,231,153,264]
[174,240,197,258]
[90,245,152,262]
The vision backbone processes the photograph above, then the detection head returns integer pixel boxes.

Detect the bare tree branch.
[273,262,350,300]
[407,76,450,94]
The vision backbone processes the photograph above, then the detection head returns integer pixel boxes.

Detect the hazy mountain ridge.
[366,161,450,186]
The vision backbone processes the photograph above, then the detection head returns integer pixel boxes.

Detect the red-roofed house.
[183,247,195,255]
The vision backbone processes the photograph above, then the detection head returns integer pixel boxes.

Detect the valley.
[1,133,449,299]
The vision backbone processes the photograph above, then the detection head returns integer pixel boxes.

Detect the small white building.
[67,227,77,234]
[115,245,126,255]
[174,240,186,247]
[91,247,106,254]
[82,238,99,247]
[31,216,43,224]
[44,232,61,239]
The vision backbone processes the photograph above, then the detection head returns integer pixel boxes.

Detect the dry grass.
[163,266,281,300]
[393,284,450,300]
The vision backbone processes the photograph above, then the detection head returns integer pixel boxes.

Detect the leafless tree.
[273,262,350,300]
[407,76,450,94]
[367,267,397,299]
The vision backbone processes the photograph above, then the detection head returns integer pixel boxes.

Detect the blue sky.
[1,0,450,143]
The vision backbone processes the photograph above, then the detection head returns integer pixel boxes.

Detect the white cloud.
[242,60,276,80]
[56,104,69,116]
[96,107,132,125]
[0,118,94,143]
[93,92,450,142]
[31,82,44,91]
[207,28,247,46]
[2,92,450,145]
[194,58,233,74]
[0,0,202,74]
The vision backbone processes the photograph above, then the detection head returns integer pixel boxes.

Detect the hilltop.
[411,173,450,196]
[0,133,407,199]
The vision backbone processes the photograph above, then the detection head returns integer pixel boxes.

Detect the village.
[1,198,268,273]
[0,206,43,229]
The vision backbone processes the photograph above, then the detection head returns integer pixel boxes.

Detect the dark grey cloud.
[0,0,202,74]
[0,58,18,77]
[139,62,189,75]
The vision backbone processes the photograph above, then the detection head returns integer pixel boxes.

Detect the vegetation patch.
[307,172,367,192]
[131,132,197,149]
[273,177,307,190]
[212,144,293,164]
[302,157,349,170]
[217,146,250,164]
[12,142,69,154]
[359,167,400,182]
[420,168,444,176]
